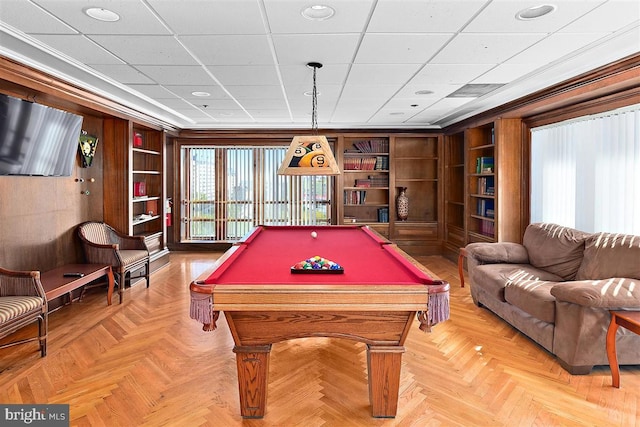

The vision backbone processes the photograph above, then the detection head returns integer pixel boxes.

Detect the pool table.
[189,225,449,418]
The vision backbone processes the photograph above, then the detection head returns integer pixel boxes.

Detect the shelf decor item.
[396,187,409,221]
[278,62,339,176]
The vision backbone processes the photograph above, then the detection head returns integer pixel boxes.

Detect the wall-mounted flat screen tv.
[0,93,83,176]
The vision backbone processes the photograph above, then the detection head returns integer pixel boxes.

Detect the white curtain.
[531,104,640,235]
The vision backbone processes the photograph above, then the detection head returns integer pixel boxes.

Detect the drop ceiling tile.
[29,34,121,65]
[127,84,179,99]
[394,83,464,99]
[88,35,199,65]
[355,33,453,64]
[340,84,402,100]
[507,33,607,65]
[247,110,293,119]
[89,64,155,84]
[368,0,488,32]
[147,0,265,34]
[154,98,197,109]
[225,85,284,100]
[464,0,606,33]
[472,64,534,84]
[0,1,75,34]
[179,35,274,66]
[279,64,350,86]
[409,64,495,85]
[31,0,170,35]
[431,33,546,64]
[236,98,288,110]
[347,64,421,85]
[134,65,215,85]
[406,98,475,122]
[264,0,374,34]
[272,34,360,65]
[163,85,229,99]
[286,85,342,108]
[197,99,245,110]
[206,65,280,86]
[560,0,640,32]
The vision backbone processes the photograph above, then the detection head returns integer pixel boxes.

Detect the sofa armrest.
[550,278,640,308]
[465,242,529,265]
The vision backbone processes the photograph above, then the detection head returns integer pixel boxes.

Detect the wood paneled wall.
[0,114,104,271]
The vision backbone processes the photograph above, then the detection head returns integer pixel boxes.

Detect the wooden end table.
[606,310,640,388]
[458,247,467,288]
[41,264,115,306]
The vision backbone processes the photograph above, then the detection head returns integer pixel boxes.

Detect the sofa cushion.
[466,242,529,264]
[551,278,640,308]
[471,264,563,302]
[523,223,589,280]
[575,233,640,280]
[505,280,557,324]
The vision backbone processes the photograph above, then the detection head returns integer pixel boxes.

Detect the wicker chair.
[0,267,48,357]
[77,221,150,303]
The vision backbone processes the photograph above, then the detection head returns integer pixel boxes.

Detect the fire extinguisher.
[166,198,172,227]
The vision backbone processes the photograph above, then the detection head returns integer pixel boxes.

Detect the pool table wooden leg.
[233,344,272,418]
[367,345,405,418]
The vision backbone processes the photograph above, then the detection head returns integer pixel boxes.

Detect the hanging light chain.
[307,62,322,134]
[312,65,318,132]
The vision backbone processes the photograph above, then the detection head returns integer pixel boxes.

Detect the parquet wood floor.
[1,252,638,426]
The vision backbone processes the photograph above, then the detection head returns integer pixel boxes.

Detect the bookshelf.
[465,118,523,244]
[103,119,169,272]
[391,135,441,255]
[340,136,390,237]
[443,131,465,261]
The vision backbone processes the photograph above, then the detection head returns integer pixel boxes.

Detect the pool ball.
[311,231,317,238]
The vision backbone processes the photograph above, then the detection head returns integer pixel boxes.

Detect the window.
[181,145,332,242]
[530,104,640,234]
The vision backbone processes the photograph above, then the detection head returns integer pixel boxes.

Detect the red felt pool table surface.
[203,225,435,286]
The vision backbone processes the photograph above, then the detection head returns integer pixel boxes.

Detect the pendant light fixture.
[278,62,340,176]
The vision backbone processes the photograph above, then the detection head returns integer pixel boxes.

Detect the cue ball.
[311,231,317,238]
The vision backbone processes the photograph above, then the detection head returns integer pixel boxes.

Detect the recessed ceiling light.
[301,5,336,21]
[304,90,322,96]
[84,7,120,22]
[515,4,556,20]
[191,91,211,97]
[415,90,434,95]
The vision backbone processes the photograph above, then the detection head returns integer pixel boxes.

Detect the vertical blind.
[181,145,331,242]
[530,104,640,234]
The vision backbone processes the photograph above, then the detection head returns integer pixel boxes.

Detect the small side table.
[606,310,640,388]
[458,248,467,288]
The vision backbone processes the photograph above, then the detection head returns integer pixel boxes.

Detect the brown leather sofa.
[464,223,640,374]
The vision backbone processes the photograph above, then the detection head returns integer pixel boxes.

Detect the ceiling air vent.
[446,84,505,98]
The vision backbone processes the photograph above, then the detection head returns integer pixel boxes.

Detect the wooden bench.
[41,264,115,307]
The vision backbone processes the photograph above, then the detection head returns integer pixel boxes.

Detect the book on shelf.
[344,190,367,204]
[475,156,494,174]
[377,207,389,223]
[352,138,388,153]
[476,199,495,218]
[368,175,389,187]
[477,176,495,195]
[479,219,494,237]
[344,156,387,171]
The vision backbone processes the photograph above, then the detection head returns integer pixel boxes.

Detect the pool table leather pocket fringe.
[189,292,218,331]
[418,292,450,332]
